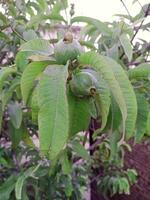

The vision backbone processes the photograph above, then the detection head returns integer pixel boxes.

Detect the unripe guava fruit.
[54,32,83,65]
[69,69,98,97]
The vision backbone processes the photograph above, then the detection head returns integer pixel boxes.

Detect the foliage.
[0,0,150,199]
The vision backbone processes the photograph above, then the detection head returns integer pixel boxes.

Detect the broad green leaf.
[67,88,91,137]
[2,77,20,111]
[51,0,68,16]
[21,61,50,104]
[15,166,39,200]
[27,14,66,28]
[128,63,150,79]
[79,52,137,139]
[31,86,39,123]
[23,29,38,41]
[72,140,90,160]
[95,83,111,131]
[0,175,17,200]
[110,96,122,131]
[119,33,133,61]
[9,124,22,149]
[15,51,32,72]
[146,111,150,136]
[0,12,8,25]
[61,150,72,175]
[22,127,34,148]
[79,52,127,136]
[0,102,2,132]
[0,32,10,42]
[71,16,112,36]
[8,102,22,129]
[0,67,17,93]
[79,40,97,50]
[38,65,69,160]
[20,39,53,56]
[134,93,149,142]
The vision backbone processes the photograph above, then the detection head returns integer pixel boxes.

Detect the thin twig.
[131,3,150,43]
[120,3,150,60]
[88,134,107,151]
[120,0,133,22]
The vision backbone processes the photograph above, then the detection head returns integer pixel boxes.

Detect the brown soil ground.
[91,140,150,200]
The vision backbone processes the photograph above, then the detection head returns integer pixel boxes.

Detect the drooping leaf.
[0,175,17,200]
[0,67,17,93]
[8,101,22,129]
[15,51,32,72]
[21,61,50,104]
[67,88,91,137]
[15,166,39,200]
[119,33,133,61]
[20,39,53,56]
[38,65,69,160]
[128,63,150,79]
[79,52,137,139]
[135,92,149,143]
[71,16,112,36]
[95,81,111,131]
[2,77,20,111]
[31,86,39,123]
[72,140,90,160]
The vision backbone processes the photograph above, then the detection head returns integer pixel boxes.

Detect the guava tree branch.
[131,3,150,43]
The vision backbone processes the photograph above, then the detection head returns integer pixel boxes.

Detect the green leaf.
[61,150,72,175]
[95,81,111,131]
[7,101,22,129]
[72,140,90,160]
[31,86,39,123]
[51,0,68,16]
[79,52,137,139]
[15,51,32,72]
[21,61,50,104]
[71,16,112,36]
[79,40,97,50]
[67,88,91,137]
[27,14,66,28]
[8,123,23,149]
[0,67,17,93]
[135,93,149,143]
[119,33,133,61]
[0,175,17,200]
[128,63,150,79]
[146,111,150,136]
[38,65,69,160]
[20,39,53,56]
[0,12,8,25]
[0,102,2,132]
[23,30,38,41]
[15,166,39,200]
[2,77,20,111]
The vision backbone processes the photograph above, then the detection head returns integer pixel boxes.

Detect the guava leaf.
[67,88,91,137]
[21,61,50,104]
[38,65,69,160]
[79,52,137,139]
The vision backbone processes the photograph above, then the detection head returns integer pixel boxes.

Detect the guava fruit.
[54,32,83,64]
